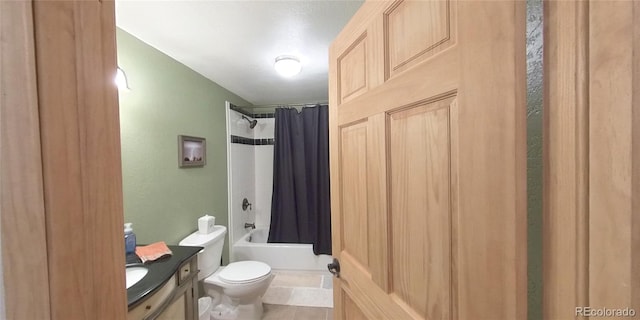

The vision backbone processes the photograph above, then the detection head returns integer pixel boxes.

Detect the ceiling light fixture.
[115,67,130,91]
[274,55,302,77]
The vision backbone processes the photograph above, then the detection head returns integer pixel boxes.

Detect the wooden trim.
[575,0,590,313]
[514,2,528,316]
[545,0,640,317]
[0,1,52,318]
[328,18,344,317]
[32,1,127,318]
[543,1,590,318]
[633,0,640,310]
[588,0,636,308]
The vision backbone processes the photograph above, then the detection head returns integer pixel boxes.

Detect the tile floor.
[262,304,333,320]
[261,271,334,320]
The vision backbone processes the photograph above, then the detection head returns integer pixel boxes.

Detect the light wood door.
[328,1,526,319]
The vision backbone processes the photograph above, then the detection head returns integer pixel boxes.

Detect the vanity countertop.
[126,245,202,308]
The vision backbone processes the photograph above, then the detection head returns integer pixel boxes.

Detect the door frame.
[543,1,639,318]
[1,1,51,317]
[543,1,589,317]
[1,0,127,318]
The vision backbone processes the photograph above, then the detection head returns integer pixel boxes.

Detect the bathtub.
[233,228,333,271]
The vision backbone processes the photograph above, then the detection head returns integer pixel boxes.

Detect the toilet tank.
[179,225,226,280]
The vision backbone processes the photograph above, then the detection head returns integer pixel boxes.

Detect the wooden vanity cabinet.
[128,256,199,320]
[156,280,192,320]
[157,258,199,320]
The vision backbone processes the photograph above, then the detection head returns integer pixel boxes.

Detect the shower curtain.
[267,105,332,255]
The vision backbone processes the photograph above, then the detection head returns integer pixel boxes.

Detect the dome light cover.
[274,55,302,77]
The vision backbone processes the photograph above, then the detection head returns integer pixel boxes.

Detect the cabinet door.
[156,294,186,320]
[128,276,177,320]
[155,279,195,320]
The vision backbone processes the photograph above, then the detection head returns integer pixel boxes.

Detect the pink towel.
[135,241,172,263]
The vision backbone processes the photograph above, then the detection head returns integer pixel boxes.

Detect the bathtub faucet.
[244,223,256,229]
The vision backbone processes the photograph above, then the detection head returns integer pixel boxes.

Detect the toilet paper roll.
[198,215,215,234]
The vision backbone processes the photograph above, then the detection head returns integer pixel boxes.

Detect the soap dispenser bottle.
[124,223,136,254]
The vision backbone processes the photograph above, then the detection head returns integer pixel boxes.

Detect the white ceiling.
[115,0,364,106]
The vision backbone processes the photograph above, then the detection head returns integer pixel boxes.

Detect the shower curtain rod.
[242,101,329,108]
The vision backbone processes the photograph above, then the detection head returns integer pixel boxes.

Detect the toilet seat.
[217,261,271,284]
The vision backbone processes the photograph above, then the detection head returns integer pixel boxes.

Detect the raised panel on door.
[338,34,368,104]
[385,0,456,79]
[338,115,390,291]
[343,291,368,320]
[388,96,458,320]
[339,122,371,271]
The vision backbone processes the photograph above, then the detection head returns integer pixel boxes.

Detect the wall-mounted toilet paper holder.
[242,198,252,211]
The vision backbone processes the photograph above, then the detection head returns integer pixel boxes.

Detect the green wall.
[117,29,250,264]
[527,0,543,318]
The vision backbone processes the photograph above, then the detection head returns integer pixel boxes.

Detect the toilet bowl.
[179,226,273,320]
[205,261,273,304]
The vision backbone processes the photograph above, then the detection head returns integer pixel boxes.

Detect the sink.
[126,266,148,289]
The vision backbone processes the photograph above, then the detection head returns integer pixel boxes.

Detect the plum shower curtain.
[267,105,332,255]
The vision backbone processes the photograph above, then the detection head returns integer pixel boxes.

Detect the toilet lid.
[218,261,271,284]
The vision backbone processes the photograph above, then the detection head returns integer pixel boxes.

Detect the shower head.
[242,115,258,129]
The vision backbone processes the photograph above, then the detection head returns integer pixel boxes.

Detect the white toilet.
[179,225,273,320]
